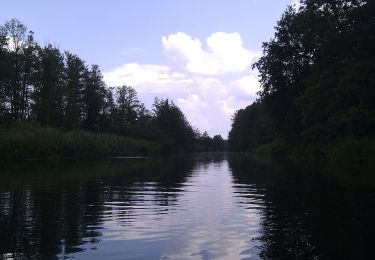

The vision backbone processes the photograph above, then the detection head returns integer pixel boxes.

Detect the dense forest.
[228,0,374,164]
[0,19,225,160]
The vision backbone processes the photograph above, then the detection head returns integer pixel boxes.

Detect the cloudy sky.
[1,0,297,137]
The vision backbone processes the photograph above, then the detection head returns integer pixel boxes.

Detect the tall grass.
[0,122,162,160]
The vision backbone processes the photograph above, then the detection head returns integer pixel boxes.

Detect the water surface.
[0,153,374,259]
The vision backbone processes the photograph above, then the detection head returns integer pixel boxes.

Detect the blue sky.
[1,0,297,137]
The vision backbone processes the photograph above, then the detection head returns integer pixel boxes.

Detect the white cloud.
[177,94,211,131]
[291,0,301,10]
[103,62,192,87]
[232,74,261,96]
[162,32,258,75]
[177,94,207,110]
[103,32,261,137]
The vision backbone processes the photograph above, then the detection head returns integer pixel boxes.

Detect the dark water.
[0,153,374,259]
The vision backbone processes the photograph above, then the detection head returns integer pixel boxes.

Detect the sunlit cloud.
[103,62,192,86]
[232,74,261,96]
[162,32,259,76]
[103,32,261,137]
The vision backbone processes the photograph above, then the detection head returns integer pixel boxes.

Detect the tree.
[83,65,105,130]
[99,86,116,132]
[230,0,375,154]
[152,98,196,152]
[116,85,140,125]
[0,25,11,122]
[32,44,65,127]
[228,102,274,152]
[64,52,87,129]
[1,19,36,121]
[212,135,226,151]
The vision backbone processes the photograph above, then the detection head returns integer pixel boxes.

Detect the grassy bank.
[0,122,162,161]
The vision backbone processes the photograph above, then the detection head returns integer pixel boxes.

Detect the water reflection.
[228,154,375,259]
[0,153,374,259]
[0,158,196,259]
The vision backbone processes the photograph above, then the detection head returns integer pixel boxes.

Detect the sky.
[1,0,298,138]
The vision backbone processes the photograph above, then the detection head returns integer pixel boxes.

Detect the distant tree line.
[0,19,226,154]
[229,0,374,161]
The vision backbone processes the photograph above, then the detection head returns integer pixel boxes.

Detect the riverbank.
[0,122,163,161]
[247,138,375,177]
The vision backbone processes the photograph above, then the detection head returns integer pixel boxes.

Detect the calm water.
[0,153,374,259]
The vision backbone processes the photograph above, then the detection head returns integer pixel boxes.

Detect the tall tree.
[64,52,87,129]
[0,25,11,122]
[83,65,105,131]
[32,44,65,127]
[1,19,36,121]
[99,86,116,132]
[116,85,140,125]
[153,98,196,152]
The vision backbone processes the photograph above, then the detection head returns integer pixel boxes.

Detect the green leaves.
[229,0,374,160]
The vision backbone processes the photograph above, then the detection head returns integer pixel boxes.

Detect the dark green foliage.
[83,65,106,130]
[64,52,87,129]
[193,131,227,152]
[212,135,226,151]
[0,19,36,122]
[0,122,162,160]
[229,102,274,152]
[33,45,65,127]
[152,98,196,152]
[229,0,375,163]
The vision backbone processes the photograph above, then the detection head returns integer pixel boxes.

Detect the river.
[0,153,374,259]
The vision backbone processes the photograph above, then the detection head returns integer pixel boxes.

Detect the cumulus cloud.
[177,94,211,131]
[162,32,258,75]
[103,62,192,87]
[232,74,261,96]
[103,32,261,137]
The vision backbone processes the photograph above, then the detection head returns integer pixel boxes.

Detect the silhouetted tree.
[152,98,196,152]
[0,19,36,121]
[32,44,65,127]
[64,52,87,129]
[83,65,105,130]
[116,85,140,125]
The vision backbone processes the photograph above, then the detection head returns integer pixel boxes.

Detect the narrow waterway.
[0,153,374,259]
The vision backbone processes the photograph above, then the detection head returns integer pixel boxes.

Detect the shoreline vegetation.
[228,1,374,168]
[0,20,226,161]
[0,121,227,161]
[0,122,162,160]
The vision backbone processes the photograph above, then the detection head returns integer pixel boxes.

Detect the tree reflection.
[0,157,195,258]
[228,154,375,259]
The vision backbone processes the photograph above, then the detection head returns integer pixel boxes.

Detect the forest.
[228,0,374,165]
[0,19,225,160]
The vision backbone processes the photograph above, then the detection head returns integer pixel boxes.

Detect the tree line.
[229,0,374,162]
[0,19,225,155]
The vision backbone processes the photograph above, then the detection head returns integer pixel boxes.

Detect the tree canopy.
[229,0,374,158]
